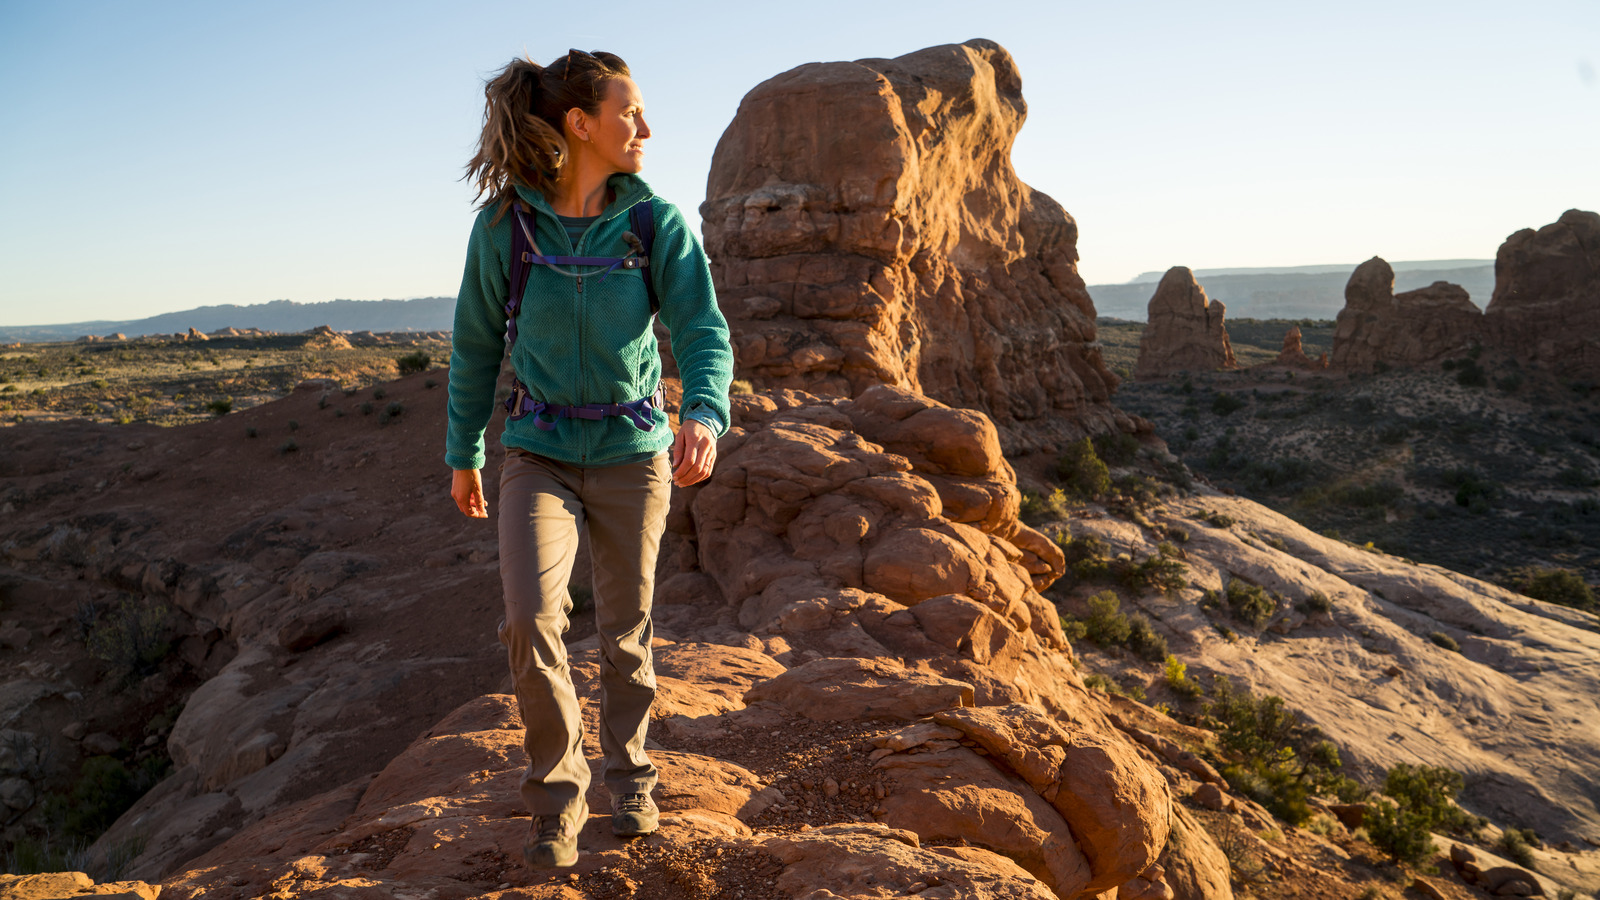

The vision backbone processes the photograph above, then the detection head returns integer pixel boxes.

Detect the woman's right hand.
[452,468,488,518]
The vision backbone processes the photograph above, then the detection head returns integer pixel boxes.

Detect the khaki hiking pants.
[497,448,672,821]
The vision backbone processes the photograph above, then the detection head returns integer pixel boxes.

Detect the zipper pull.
[576,275,584,293]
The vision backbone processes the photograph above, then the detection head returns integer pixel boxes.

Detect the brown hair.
[465,50,632,222]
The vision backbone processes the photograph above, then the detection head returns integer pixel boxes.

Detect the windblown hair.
[465,50,632,222]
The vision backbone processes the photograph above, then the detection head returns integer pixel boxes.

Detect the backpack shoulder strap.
[506,201,534,346]
[629,200,659,316]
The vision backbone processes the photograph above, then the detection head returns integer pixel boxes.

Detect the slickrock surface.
[700,40,1125,453]
[1065,494,1600,858]
[1272,326,1325,370]
[1329,258,1483,372]
[137,385,1210,900]
[1484,209,1600,380]
[1134,269,1237,380]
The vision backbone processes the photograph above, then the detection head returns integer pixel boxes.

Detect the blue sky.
[1,0,1596,326]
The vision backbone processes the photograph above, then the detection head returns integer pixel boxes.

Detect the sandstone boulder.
[700,39,1122,452]
[1484,209,1600,380]
[1330,257,1483,371]
[1134,268,1236,380]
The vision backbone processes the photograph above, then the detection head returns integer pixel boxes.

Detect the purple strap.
[504,378,663,432]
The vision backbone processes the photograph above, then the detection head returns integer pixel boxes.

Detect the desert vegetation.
[0,331,448,427]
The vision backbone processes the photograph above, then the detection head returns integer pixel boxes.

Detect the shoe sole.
[524,846,578,868]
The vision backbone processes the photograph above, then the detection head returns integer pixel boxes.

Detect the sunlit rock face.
[1330,256,1482,372]
[700,39,1125,452]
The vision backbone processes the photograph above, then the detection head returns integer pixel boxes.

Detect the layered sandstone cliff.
[1329,257,1483,372]
[1133,268,1237,380]
[1484,208,1600,380]
[700,39,1123,452]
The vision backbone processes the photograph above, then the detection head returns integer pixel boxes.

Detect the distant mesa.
[1328,257,1482,372]
[1133,267,1237,380]
[701,38,1128,452]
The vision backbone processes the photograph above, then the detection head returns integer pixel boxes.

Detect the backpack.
[500,199,663,430]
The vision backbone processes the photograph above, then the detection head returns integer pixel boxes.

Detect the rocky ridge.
[1483,209,1600,381]
[1133,269,1237,381]
[1328,258,1483,373]
[700,39,1126,454]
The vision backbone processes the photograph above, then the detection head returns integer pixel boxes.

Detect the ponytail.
[465,50,632,222]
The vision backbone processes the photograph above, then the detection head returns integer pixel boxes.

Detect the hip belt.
[504,377,664,432]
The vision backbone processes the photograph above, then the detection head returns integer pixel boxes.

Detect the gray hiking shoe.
[524,808,581,868]
[612,792,659,837]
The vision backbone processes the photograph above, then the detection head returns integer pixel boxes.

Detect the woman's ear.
[565,107,590,142]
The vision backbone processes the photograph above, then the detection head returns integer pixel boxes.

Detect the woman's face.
[574,76,650,175]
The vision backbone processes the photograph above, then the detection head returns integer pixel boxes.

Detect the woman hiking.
[444,49,732,869]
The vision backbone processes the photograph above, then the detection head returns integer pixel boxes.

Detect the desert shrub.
[395,350,431,375]
[1367,763,1479,863]
[1020,487,1073,525]
[1496,373,1524,392]
[1204,676,1359,823]
[378,401,404,426]
[1195,509,1236,528]
[1055,438,1111,499]
[1126,614,1169,662]
[1082,591,1131,646]
[1237,457,1316,492]
[55,755,170,841]
[1454,359,1487,387]
[373,387,387,399]
[1332,481,1404,509]
[1443,467,1497,511]
[279,438,298,454]
[1498,828,1538,868]
[1164,654,1203,699]
[1082,673,1114,693]
[1093,432,1141,466]
[424,378,438,389]
[1120,544,1187,595]
[1429,632,1461,652]
[1300,592,1332,615]
[205,397,232,416]
[1212,392,1246,416]
[1058,616,1087,641]
[1224,579,1276,629]
[245,427,258,438]
[730,378,754,395]
[317,393,329,409]
[1509,567,1596,612]
[1556,466,1598,488]
[359,401,374,415]
[1063,535,1113,582]
[85,599,170,683]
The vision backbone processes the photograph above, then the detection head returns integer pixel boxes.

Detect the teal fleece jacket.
[445,174,732,470]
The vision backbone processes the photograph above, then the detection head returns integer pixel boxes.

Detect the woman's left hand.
[670,418,716,487]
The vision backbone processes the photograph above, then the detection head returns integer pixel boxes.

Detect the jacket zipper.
[576,273,586,463]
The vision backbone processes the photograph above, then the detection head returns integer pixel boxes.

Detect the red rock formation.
[1329,257,1483,372]
[1273,326,1327,369]
[1484,209,1600,380]
[1134,268,1237,379]
[700,39,1123,451]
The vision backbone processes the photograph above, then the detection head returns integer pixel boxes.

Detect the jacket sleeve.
[444,211,508,470]
[651,200,733,436]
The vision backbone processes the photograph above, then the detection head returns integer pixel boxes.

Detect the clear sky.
[1,0,1596,327]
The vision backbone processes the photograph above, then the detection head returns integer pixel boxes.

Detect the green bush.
[1164,655,1203,699]
[1224,579,1277,629]
[1204,676,1359,823]
[1126,614,1169,663]
[1059,615,1087,641]
[1429,632,1461,653]
[205,397,233,416]
[85,600,170,682]
[1020,487,1073,525]
[1120,544,1188,595]
[1212,392,1246,416]
[1367,763,1480,863]
[1301,592,1332,615]
[1093,432,1141,466]
[1055,438,1111,499]
[1498,828,1538,868]
[396,350,431,375]
[1510,567,1596,612]
[1083,591,1132,645]
[730,378,754,395]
